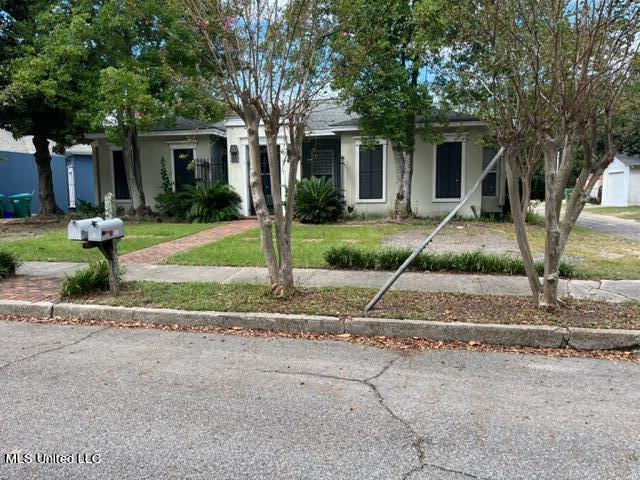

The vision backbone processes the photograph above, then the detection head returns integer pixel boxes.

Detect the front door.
[173,148,195,189]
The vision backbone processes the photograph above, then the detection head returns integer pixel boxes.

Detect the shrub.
[76,200,103,218]
[154,189,192,221]
[323,245,576,278]
[294,176,346,224]
[0,251,20,279]
[322,244,377,269]
[60,261,111,299]
[184,181,242,223]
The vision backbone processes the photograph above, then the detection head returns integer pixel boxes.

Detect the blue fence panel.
[0,150,95,214]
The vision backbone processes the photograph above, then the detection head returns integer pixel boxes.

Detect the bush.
[294,176,346,224]
[184,181,242,223]
[154,189,192,221]
[154,181,242,222]
[60,261,111,299]
[323,245,576,278]
[0,251,20,279]
[76,200,103,218]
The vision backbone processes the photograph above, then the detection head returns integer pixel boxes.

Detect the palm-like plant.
[294,176,346,224]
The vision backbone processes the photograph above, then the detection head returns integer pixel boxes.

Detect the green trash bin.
[10,193,33,218]
[564,188,573,202]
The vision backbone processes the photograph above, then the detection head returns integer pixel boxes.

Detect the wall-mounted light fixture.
[230,144,239,163]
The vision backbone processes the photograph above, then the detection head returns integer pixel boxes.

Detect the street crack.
[0,326,110,371]
[262,357,430,479]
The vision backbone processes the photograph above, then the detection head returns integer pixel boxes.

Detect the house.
[225,103,505,217]
[601,154,640,207]
[87,103,505,218]
[0,129,94,214]
[87,118,227,211]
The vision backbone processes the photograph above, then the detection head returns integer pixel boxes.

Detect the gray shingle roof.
[151,117,226,133]
[330,111,481,128]
[617,153,640,167]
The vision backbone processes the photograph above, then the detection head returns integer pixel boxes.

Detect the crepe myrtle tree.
[182,0,333,295]
[450,0,640,307]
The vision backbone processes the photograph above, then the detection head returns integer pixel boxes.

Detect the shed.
[601,154,640,207]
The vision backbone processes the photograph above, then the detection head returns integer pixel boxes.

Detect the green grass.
[167,224,405,268]
[588,206,640,222]
[505,224,640,280]
[73,281,640,330]
[0,223,214,262]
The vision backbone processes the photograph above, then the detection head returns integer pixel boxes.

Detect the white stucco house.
[87,118,228,211]
[225,103,504,218]
[601,154,640,207]
[87,103,506,218]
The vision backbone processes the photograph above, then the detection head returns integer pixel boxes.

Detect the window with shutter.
[482,147,498,197]
[311,149,334,184]
[358,144,384,200]
[112,150,130,200]
[435,142,462,199]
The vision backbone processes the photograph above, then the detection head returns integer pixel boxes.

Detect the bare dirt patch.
[385,223,524,256]
[0,217,66,239]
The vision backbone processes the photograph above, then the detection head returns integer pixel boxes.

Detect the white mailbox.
[87,218,125,242]
[68,217,104,241]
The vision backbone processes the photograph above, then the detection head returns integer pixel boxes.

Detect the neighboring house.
[225,103,505,217]
[0,129,94,214]
[601,154,640,207]
[86,118,227,211]
[86,103,505,218]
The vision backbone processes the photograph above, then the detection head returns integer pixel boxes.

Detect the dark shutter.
[436,142,462,199]
[112,150,130,200]
[482,147,498,197]
[359,144,383,200]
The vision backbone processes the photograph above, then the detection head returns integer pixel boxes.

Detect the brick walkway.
[0,275,60,303]
[120,219,258,265]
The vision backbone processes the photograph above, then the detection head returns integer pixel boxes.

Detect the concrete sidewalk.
[17,261,640,303]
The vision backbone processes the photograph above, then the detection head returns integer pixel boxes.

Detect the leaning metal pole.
[364,146,505,312]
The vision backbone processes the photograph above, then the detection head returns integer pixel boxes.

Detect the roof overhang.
[85,128,226,140]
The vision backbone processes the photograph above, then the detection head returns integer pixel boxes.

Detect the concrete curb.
[0,300,638,351]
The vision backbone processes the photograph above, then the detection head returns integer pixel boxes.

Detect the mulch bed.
[79,282,640,330]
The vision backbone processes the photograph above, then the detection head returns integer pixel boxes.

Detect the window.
[435,142,462,200]
[358,144,384,201]
[311,149,335,185]
[482,147,498,197]
[112,150,130,200]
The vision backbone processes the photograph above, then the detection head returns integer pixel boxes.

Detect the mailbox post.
[67,198,124,295]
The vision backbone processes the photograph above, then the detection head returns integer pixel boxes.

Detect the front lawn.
[588,206,640,222]
[165,221,640,280]
[75,281,640,330]
[167,224,405,268]
[0,222,214,262]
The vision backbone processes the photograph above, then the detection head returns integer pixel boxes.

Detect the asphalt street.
[0,320,638,480]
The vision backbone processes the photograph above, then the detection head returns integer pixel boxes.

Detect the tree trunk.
[32,134,62,215]
[244,112,281,289]
[393,148,413,218]
[505,155,541,302]
[122,124,146,213]
[540,146,564,308]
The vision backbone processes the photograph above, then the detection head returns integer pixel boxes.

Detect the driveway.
[1,320,639,480]
[576,208,640,242]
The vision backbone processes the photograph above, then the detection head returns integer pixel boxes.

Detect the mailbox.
[87,218,125,242]
[68,217,104,241]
